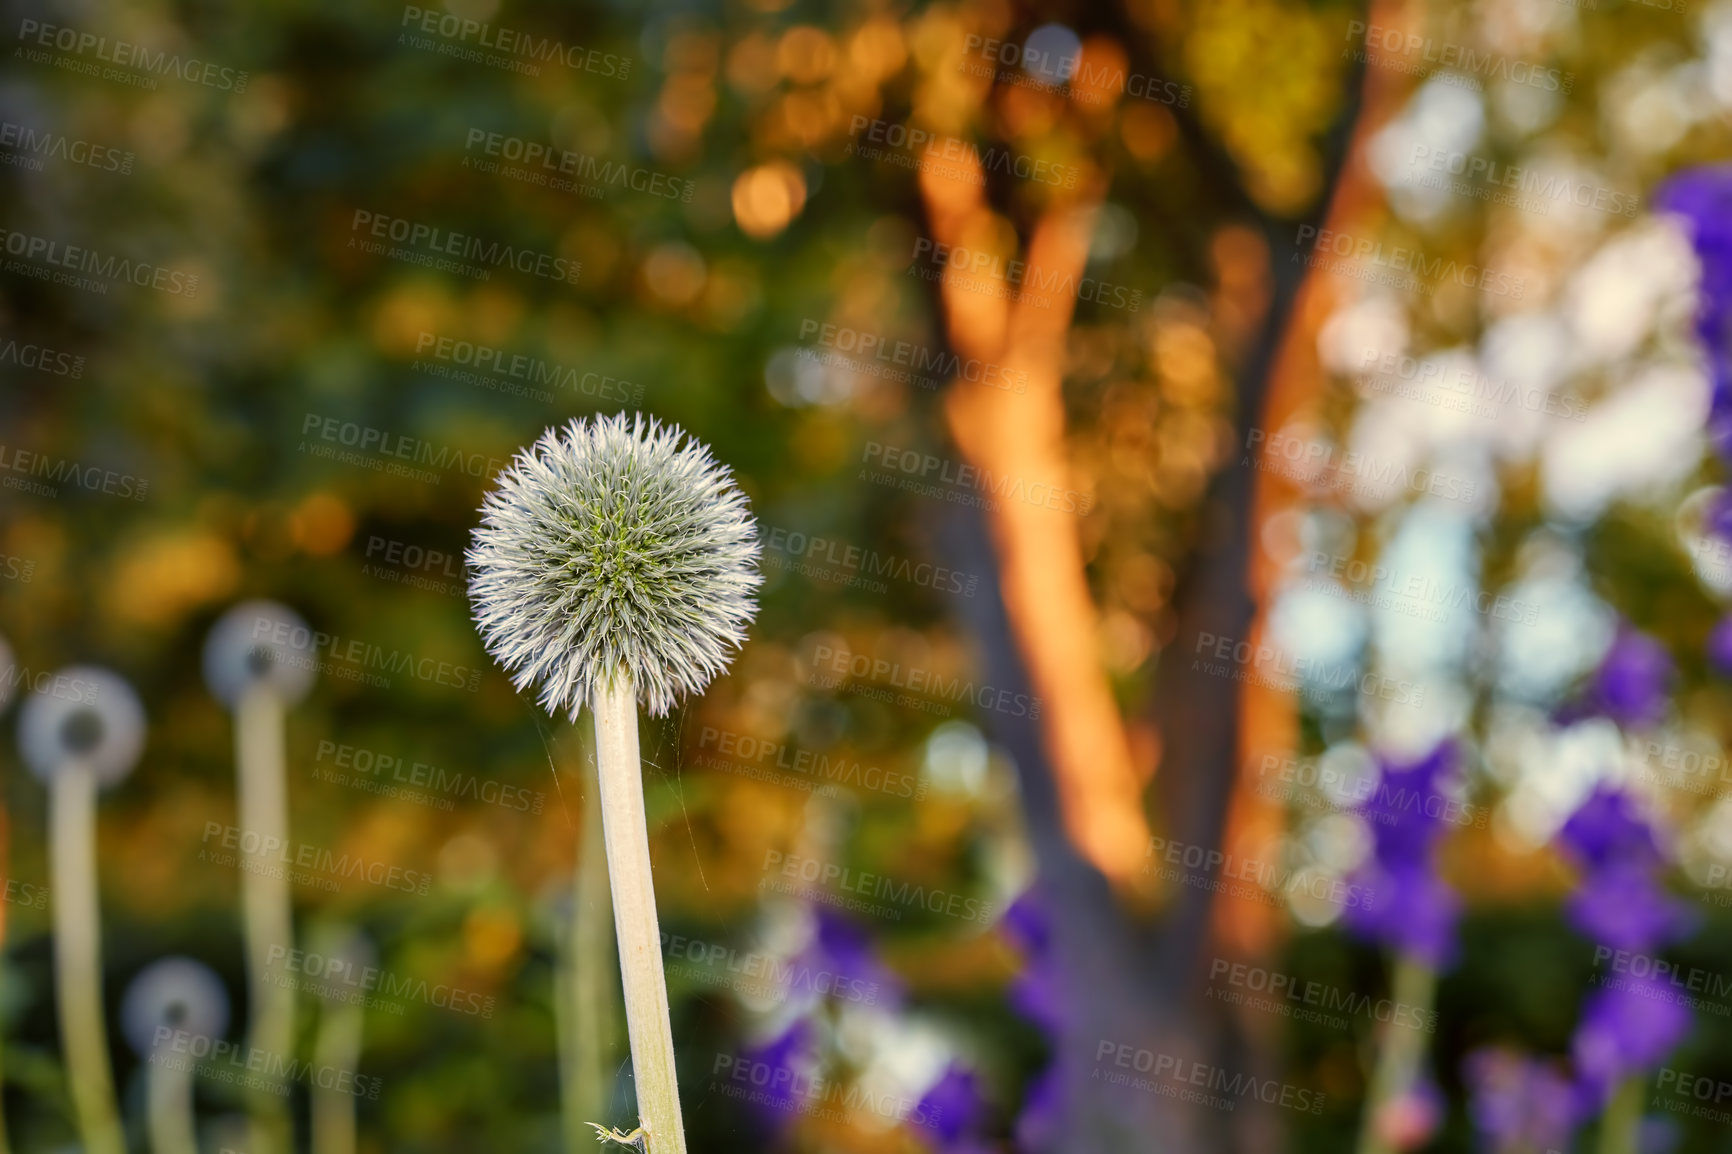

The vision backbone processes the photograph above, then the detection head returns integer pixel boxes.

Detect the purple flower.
[799,909,903,1006]
[1706,491,1732,541]
[1014,1066,1062,1153]
[1000,891,1051,958]
[1345,742,1463,966]
[1572,976,1693,1106]
[1557,787,1664,871]
[1708,614,1732,677]
[1463,1048,1584,1153]
[1345,858,1461,968]
[1591,628,1673,728]
[1359,743,1459,868]
[1658,166,1732,361]
[915,1064,989,1149]
[736,1020,817,1128]
[997,893,1066,1150]
[1001,892,1065,1036]
[1565,860,1696,953]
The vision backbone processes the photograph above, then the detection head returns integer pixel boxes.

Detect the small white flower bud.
[121,957,230,1057]
[202,600,316,708]
[18,666,144,788]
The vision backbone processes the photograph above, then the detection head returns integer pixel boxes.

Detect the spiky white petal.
[468,413,761,719]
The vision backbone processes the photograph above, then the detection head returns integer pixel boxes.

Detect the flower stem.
[146,1051,197,1154]
[1355,954,1436,1154]
[51,760,124,1154]
[237,686,295,1154]
[591,676,686,1154]
[312,988,363,1154]
[1597,1075,1643,1154]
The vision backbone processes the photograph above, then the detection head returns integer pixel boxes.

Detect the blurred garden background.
[5,0,1732,1150]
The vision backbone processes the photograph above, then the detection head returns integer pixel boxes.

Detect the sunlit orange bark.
[917,127,1152,888]
[1214,0,1418,958]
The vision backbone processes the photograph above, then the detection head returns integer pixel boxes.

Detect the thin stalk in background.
[1597,1076,1643,1154]
[122,957,229,1154]
[51,759,123,1154]
[20,668,145,1154]
[204,600,318,1154]
[236,685,295,1153]
[311,963,365,1154]
[1355,956,1436,1154]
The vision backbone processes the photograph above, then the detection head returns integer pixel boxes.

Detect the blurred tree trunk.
[919,5,1381,1149]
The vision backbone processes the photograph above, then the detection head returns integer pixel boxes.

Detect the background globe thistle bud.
[121,957,230,1057]
[468,412,761,718]
[19,667,145,788]
[203,600,316,708]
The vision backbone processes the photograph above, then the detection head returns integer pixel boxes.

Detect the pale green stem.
[51,759,124,1154]
[0,801,12,1154]
[561,721,619,1151]
[1355,954,1436,1154]
[237,686,294,1154]
[592,676,686,1154]
[146,1048,197,1154]
[311,993,363,1154]
[1596,1075,1643,1154]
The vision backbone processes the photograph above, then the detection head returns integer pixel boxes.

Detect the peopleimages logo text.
[846,116,1079,189]
[462,129,691,201]
[15,20,249,91]
[0,226,199,296]
[349,210,580,285]
[1408,145,1637,218]
[799,320,1027,393]
[1293,224,1524,299]
[398,7,629,78]
[1344,21,1573,94]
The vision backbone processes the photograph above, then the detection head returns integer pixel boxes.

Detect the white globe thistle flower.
[124,956,229,1154]
[121,957,230,1056]
[202,600,316,708]
[468,412,761,718]
[19,666,145,788]
[25,666,143,1154]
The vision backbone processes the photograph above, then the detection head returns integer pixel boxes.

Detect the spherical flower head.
[121,956,229,1057]
[203,600,316,709]
[18,666,145,788]
[468,413,761,719]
